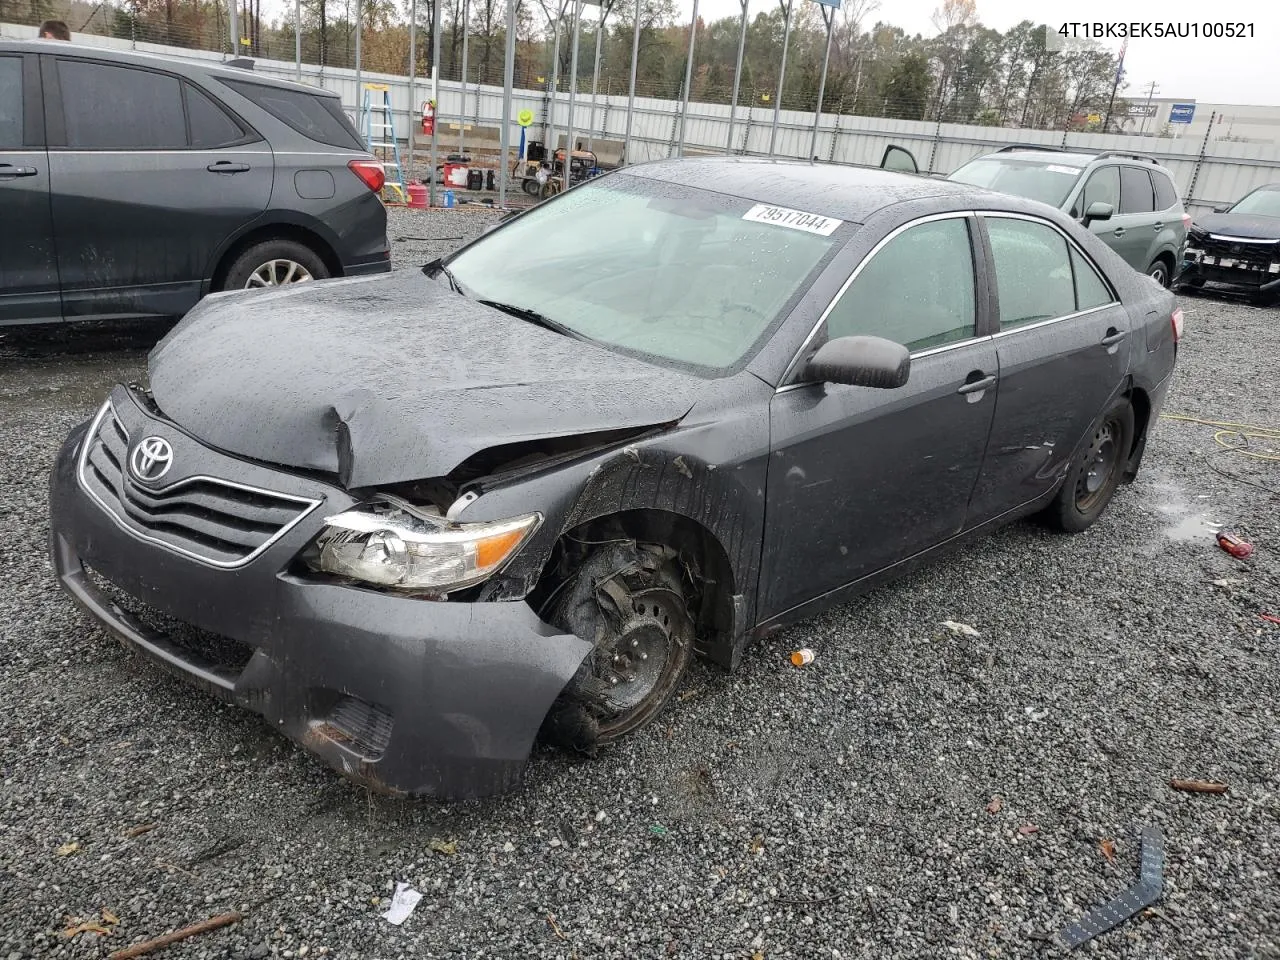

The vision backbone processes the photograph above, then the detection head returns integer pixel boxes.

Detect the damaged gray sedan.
[49,158,1181,799]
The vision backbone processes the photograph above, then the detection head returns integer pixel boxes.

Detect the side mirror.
[805,336,910,389]
[880,145,919,175]
[1083,201,1114,226]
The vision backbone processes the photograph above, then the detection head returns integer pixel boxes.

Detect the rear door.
[0,53,59,324]
[966,213,1131,522]
[760,214,999,620]
[1112,165,1158,271]
[43,55,272,321]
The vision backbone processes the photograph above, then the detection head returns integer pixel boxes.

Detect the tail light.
[1171,307,1184,343]
[348,159,385,193]
[1181,213,1193,230]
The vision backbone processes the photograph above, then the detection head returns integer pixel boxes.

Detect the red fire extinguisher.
[421,100,435,137]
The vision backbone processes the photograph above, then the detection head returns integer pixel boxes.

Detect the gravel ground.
[1,236,1278,960]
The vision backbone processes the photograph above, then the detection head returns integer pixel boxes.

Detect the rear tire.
[1147,258,1172,288]
[220,239,329,291]
[541,542,694,753]
[1043,398,1136,533]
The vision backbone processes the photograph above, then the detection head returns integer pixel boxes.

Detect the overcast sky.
[638,0,1278,105]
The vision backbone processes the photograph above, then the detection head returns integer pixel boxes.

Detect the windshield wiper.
[477,299,587,341]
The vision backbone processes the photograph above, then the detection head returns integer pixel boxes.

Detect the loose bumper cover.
[48,386,591,799]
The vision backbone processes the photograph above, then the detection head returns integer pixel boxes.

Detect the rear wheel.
[220,239,329,291]
[540,542,694,752]
[1043,398,1135,533]
[1147,258,1172,288]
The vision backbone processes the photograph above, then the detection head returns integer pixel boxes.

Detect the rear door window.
[220,79,364,150]
[1072,247,1115,310]
[184,82,247,148]
[985,217,1077,327]
[58,59,186,149]
[1152,171,1178,211]
[1119,166,1155,214]
[824,217,977,352]
[0,55,22,149]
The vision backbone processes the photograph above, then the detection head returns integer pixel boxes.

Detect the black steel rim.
[592,586,687,740]
[1075,417,1120,511]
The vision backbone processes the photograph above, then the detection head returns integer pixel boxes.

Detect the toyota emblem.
[130,436,174,483]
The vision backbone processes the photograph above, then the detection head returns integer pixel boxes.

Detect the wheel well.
[210,223,342,291]
[1152,250,1176,274]
[529,509,737,667]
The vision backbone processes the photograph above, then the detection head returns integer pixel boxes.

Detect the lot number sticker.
[742,204,843,236]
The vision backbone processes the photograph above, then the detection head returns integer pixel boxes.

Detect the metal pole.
[353,0,362,93]
[499,0,517,207]
[1138,81,1158,136]
[294,0,302,80]
[564,0,583,190]
[726,0,747,155]
[430,0,441,204]
[229,0,239,56]
[622,0,640,164]
[768,0,792,156]
[409,0,417,181]
[547,9,563,159]
[809,5,831,161]
[460,0,470,155]
[674,0,699,156]
[586,2,605,155]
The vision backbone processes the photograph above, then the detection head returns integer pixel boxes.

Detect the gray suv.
[945,148,1189,287]
[0,41,390,327]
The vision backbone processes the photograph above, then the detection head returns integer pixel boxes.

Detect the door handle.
[0,163,38,178]
[957,373,997,395]
[1101,329,1127,346]
[1113,227,1126,237]
[207,162,250,173]
[1153,222,1164,231]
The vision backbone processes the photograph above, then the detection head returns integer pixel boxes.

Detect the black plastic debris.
[1057,826,1165,950]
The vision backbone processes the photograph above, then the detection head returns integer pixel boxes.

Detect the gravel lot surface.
[1,222,1277,960]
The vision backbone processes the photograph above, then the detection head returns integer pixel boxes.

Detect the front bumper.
[48,388,590,799]
[1177,252,1280,294]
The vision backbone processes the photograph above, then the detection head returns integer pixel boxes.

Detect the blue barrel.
[443,189,455,208]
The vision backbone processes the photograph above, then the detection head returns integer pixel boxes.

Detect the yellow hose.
[1159,413,1280,463]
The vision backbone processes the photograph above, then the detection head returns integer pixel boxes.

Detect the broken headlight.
[306,495,540,595]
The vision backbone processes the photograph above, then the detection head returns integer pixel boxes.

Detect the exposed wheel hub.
[596,616,670,713]
[1077,421,1118,507]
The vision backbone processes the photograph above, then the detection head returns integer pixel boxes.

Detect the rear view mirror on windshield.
[805,336,911,389]
[880,146,919,175]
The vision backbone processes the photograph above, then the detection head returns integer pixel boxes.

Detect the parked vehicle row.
[0,39,390,327]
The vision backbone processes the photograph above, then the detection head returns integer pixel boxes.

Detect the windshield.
[444,173,844,371]
[1228,188,1280,218]
[947,157,1085,207]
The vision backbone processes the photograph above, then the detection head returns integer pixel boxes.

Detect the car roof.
[0,38,337,97]
[626,157,980,224]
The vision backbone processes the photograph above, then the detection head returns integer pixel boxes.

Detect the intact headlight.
[306,495,540,595]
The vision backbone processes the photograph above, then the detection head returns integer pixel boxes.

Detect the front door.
[43,55,271,321]
[0,53,59,324]
[760,214,999,621]
[966,213,1133,522]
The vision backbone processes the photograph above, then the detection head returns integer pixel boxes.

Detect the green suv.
[947,148,1189,287]
[885,146,1189,287]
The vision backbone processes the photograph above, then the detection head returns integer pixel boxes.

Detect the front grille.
[85,565,256,675]
[1193,233,1280,274]
[79,403,321,568]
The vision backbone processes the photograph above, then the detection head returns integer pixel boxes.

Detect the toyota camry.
[48,158,1181,799]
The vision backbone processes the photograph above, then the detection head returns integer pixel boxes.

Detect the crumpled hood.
[148,271,702,487]
[1192,213,1280,241]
